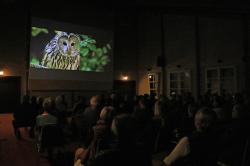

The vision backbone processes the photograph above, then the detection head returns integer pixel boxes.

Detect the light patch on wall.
[122,75,128,81]
[0,70,4,76]
[185,72,190,77]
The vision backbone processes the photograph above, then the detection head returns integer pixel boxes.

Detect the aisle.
[0,113,50,166]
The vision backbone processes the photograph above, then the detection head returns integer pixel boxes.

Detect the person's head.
[213,107,229,122]
[61,94,66,101]
[36,96,44,105]
[212,95,221,108]
[31,96,37,104]
[100,106,115,125]
[154,100,162,117]
[77,96,85,102]
[90,95,101,108]
[195,107,217,132]
[22,95,30,103]
[55,95,63,105]
[233,93,244,105]
[159,95,167,102]
[111,114,137,146]
[187,103,197,118]
[138,97,147,109]
[43,97,53,113]
[232,104,246,119]
[170,91,177,100]
[110,92,117,100]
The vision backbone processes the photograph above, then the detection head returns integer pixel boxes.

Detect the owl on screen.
[41,32,81,70]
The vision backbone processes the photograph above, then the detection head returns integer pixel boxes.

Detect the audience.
[10,91,250,166]
[163,107,218,166]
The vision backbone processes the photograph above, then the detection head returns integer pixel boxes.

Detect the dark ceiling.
[1,0,250,15]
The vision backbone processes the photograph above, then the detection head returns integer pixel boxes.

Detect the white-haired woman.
[74,106,115,166]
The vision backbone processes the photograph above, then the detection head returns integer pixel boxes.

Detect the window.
[168,71,191,96]
[205,67,236,95]
[148,73,159,97]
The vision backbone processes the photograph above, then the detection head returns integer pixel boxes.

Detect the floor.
[0,113,165,166]
[0,113,50,166]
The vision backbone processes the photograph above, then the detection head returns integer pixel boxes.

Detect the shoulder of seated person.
[180,136,189,142]
[95,149,119,158]
[176,136,190,146]
[96,120,106,125]
[93,125,107,135]
[36,114,44,118]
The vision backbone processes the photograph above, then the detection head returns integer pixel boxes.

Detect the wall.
[136,13,162,95]
[199,17,244,93]
[113,11,138,84]
[164,14,196,96]
[0,5,27,98]
[137,14,197,96]
[136,12,248,97]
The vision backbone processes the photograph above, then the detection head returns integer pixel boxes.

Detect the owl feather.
[41,32,81,70]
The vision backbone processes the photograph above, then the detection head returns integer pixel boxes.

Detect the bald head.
[195,107,217,132]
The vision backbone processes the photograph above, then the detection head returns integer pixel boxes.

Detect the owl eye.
[71,42,75,46]
[63,41,67,46]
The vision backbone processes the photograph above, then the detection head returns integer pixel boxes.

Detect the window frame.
[205,66,236,95]
[167,70,191,96]
[148,73,159,97]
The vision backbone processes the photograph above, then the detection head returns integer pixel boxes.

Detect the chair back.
[41,124,64,148]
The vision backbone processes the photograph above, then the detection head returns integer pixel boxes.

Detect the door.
[113,80,136,96]
[0,76,21,113]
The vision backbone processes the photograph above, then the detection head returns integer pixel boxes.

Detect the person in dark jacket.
[90,114,152,166]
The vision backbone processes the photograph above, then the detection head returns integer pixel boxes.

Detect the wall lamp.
[0,70,4,76]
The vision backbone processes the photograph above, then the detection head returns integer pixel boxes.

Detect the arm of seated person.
[74,147,89,163]
[163,136,190,166]
[74,159,84,166]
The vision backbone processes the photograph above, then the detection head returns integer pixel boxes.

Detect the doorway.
[113,80,136,96]
[0,76,21,113]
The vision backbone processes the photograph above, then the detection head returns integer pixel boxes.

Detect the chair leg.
[15,128,22,140]
[29,127,35,138]
[241,139,249,166]
[154,131,161,153]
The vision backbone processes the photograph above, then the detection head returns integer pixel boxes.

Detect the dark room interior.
[0,0,250,166]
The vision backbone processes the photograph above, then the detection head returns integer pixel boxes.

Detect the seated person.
[163,107,218,166]
[90,114,152,166]
[71,96,87,115]
[35,97,58,151]
[74,106,115,165]
[29,96,40,138]
[82,95,102,142]
[216,103,250,165]
[12,95,32,139]
[53,95,68,125]
[36,97,58,127]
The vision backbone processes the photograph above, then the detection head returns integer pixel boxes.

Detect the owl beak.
[67,47,71,55]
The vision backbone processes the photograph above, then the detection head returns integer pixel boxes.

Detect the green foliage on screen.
[79,35,111,72]
[30,57,40,65]
[31,27,48,37]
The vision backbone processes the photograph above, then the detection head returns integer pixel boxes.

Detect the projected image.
[30,27,111,71]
